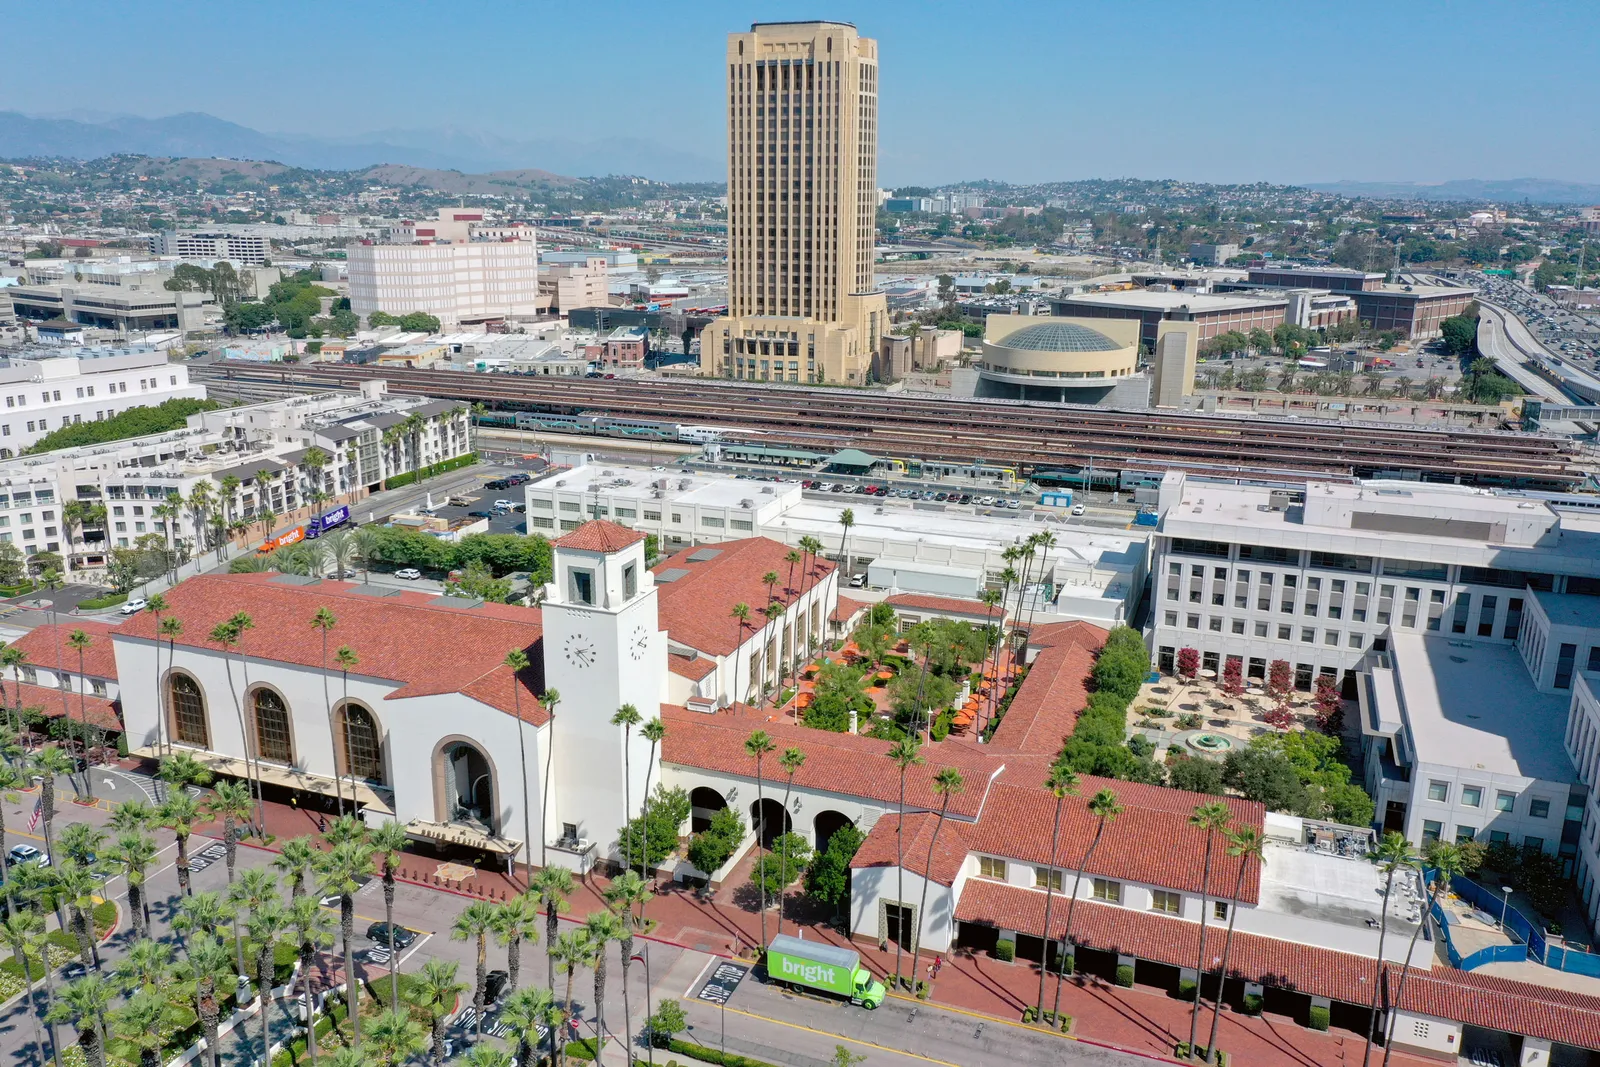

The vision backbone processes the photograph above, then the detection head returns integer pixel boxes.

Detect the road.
[1475,304,1568,403]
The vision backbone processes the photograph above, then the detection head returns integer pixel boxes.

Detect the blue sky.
[5,0,1595,185]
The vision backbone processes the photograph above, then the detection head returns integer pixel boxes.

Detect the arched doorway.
[440,741,496,833]
[334,701,386,785]
[691,786,727,834]
[750,797,790,849]
[250,687,293,764]
[812,810,855,854]
[168,673,210,748]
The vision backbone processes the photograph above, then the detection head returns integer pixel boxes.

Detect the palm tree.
[1,644,27,742]
[115,937,174,994]
[161,790,203,899]
[287,894,335,1067]
[1204,827,1265,1061]
[604,870,652,1062]
[46,974,116,1067]
[531,865,575,990]
[229,866,278,977]
[453,900,500,1041]
[1025,531,1058,633]
[156,616,184,762]
[1054,788,1121,1023]
[139,595,170,759]
[744,729,777,949]
[4,909,55,1067]
[1036,765,1079,1017]
[759,602,784,693]
[461,1045,511,1067]
[368,1009,427,1067]
[498,647,535,880]
[33,745,75,867]
[584,910,625,1059]
[108,830,159,940]
[310,607,344,816]
[728,603,751,702]
[777,746,806,931]
[0,761,20,915]
[327,1048,372,1067]
[910,767,964,990]
[491,893,539,996]
[550,929,596,1035]
[638,716,667,882]
[116,988,171,1067]
[611,702,643,870]
[836,508,856,578]
[1186,802,1233,1059]
[179,937,234,1067]
[248,897,290,1065]
[351,526,383,584]
[64,628,97,792]
[208,618,262,830]
[208,779,255,887]
[319,838,376,1050]
[174,891,234,955]
[274,835,319,899]
[539,686,561,867]
[1362,832,1420,1067]
[501,986,557,1067]
[1380,842,1467,1067]
[335,643,360,806]
[370,820,410,1006]
[887,736,924,988]
[407,958,469,1066]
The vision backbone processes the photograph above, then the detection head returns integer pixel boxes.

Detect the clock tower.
[540,520,666,870]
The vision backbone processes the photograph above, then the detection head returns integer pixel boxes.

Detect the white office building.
[349,209,540,330]
[0,346,205,457]
[148,231,270,266]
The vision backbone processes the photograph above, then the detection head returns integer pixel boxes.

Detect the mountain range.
[1305,178,1600,205]
[0,110,721,182]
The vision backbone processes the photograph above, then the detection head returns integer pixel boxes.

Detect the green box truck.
[765,934,885,1009]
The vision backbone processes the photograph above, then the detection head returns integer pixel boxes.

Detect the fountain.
[1185,732,1236,756]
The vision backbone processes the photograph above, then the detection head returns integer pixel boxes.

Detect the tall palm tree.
[975,587,1004,734]
[1362,832,1421,1067]
[219,475,242,559]
[501,986,557,1067]
[761,570,780,610]
[407,958,468,1067]
[335,644,359,808]
[140,595,169,761]
[160,789,203,899]
[32,746,76,881]
[744,730,777,950]
[1204,827,1265,1061]
[178,937,234,1067]
[64,629,96,793]
[115,937,173,993]
[367,1009,426,1067]
[287,894,335,1067]
[157,616,184,762]
[351,525,383,584]
[248,897,290,1066]
[370,821,410,1007]
[107,830,159,941]
[783,548,801,598]
[274,834,319,899]
[1187,802,1234,1059]
[504,648,535,881]
[207,779,255,887]
[530,865,575,990]
[611,702,643,871]
[174,891,234,956]
[540,686,561,868]
[728,603,751,702]
[45,974,116,1067]
[604,870,652,1062]
[208,619,261,831]
[910,767,964,990]
[837,508,856,577]
[115,988,170,1067]
[1025,531,1058,633]
[1055,788,1121,1023]
[1,644,27,742]
[3,910,55,1067]
[311,607,344,816]
[549,929,596,1037]
[1381,842,1467,1067]
[229,866,279,978]
[0,761,20,915]
[759,602,784,693]
[887,736,924,988]
[319,838,376,1050]
[491,893,539,996]
[452,900,500,1041]
[777,746,806,931]
[1037,765,1080,1017]
[638,716,667,882]
[583,910,624,1059]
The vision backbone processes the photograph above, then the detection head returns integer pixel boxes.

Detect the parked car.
[394,568,423,581]
[447,496,473,507]
[485,478,511,490]
[493,499,516,510]
[366,922,417,949]
[1072,503,1087,516]
[1006,499,1021,510]
[8,845,47,868]
[119,597,148,616]
[848,573,868,588]
[504,473,531,486]
[483,969,510,1003]
[468,510,495,519]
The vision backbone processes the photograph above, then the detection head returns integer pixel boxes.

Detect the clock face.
[563,631,596,669]
[629,623,651,662]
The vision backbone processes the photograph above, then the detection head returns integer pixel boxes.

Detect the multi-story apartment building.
[349,209,540,330]
[0,345,205,457]
[148,231,270,266]
[698,21,889,385]
[1147,470,1600,697]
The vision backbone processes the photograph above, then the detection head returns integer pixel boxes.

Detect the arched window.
[170,674,209,747]
[252,688,293,764]
[337,703,384,784]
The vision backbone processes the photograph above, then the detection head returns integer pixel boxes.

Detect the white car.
[119,597,148,616]
[493,499,516,510]
[394,568,423,581]
[1006,499,1021,510]
[1071,504,1087,516]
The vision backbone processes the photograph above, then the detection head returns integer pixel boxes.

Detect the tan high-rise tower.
[699,21,887,384]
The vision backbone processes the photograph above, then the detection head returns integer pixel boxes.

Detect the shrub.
[1266,660,1293,699]
[687,806,745,875]
[994,939,1015,962]
[1242,993,1263,1015]
[76,592,129,610]
[1175,1043,1227,1066]
[566,1038,600,1060]
[1177,978,1198,1001]
[667,1038,783,1067]
[1021,1006,1036,1023]
[1308,1005,1330,1031]
[646,1000,688,1048]
[1175,712,1205,731]
[1115,964,1135,987]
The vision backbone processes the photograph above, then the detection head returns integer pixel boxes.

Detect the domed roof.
[996,322,1123,352]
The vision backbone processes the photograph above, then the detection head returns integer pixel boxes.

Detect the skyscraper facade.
[699,21,888,385]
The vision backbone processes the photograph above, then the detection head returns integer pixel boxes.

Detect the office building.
[148,231,270,266]
[0,345,204,456]
[541,255,613,313]
[1187,242,1241,266]
[699,21,889,385]
[1047,289,1293,350]
[1241,266,1476,340]
[8,282,210,335]
[349,208,541,330]
[969,314,1149,405]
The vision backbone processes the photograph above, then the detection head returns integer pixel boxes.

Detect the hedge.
[1177,978,1198,1001]
[1242,993,1263,1015]
[383,452,477,490]
[1308,1005,1330,1031]
[565,1038,600,1061]
[77,591,128,610]
[1021,1007,1072,1031]
[666,1038,782,1067]
[994,938,1015,962]
[1115,964,1135,987]
[1175,1043,1227,1066]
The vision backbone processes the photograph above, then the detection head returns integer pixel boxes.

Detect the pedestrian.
[317,812,327,833]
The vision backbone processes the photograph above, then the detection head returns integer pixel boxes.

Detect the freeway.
[1479,300,1600,405]
[1476,303,1569,402]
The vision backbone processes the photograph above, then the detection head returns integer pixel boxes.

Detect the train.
[1031,467,1164,491]
[477,410,768,445]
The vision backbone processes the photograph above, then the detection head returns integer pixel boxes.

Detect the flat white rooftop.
[1259,840,1422,933]
[1055,290,1287,313]
[533,464,801,511]
[1389,633,1574,782]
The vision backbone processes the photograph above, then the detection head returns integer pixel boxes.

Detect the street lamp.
[632,943,653,1066]
[1500,885,1513,932]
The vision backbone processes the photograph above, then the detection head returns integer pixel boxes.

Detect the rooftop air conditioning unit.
[686,697,718,715]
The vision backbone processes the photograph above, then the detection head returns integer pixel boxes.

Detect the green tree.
[910,768,964,989]
[887,737,924,987]
[491,892,539,996]
[530,865,575,991]
[1037,765,1079,1016]
[370,820,410,1007]
[501,986,557,1067]
[452,900,499,1041]
[318,836,376,1050]
[1186,803,1233,1056]
[46,974,116,1067]
[1203,827,1264,1060]
[1055,788,1121,1021]
[1362,833,1420,1067]
[406,958,468,1066]
[1381,843,1467,1067]
[286,894,335,1067]
[805,823,865,914]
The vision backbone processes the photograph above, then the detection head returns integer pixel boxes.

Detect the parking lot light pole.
[632,946,653,1066]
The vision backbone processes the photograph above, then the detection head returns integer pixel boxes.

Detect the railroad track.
[194,361,1597,490]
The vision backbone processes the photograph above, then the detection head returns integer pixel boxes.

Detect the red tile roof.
[954,879,1600,1049]
[13,680,121,731]
[660,703,1002,818]
[885,593,1010,623]
[986,621,1105,755]
[652,538,833,657]
[12,620,121,680]
[852,811,970,886]
[114,574,546,724]
[667,652,718,682]
[554,519,646,553]
[830,595,868,626]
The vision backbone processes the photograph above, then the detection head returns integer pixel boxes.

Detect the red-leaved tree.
[1176,647,1201,681]
[1313,674,1344,735]
[1261,703,1297,731]
[1266,659,1293,700]
[1221,657,1245,699]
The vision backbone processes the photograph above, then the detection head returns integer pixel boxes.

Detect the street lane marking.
[682,954,717,999]
[717,1003,961,1067]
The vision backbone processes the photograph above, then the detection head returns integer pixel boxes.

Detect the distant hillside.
[360,163,584,194]
[1306,177,1600,205]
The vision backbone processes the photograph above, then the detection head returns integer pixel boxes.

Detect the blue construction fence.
[1436,873,1600,977]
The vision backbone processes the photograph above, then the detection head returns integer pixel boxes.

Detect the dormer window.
[623,563,637,599]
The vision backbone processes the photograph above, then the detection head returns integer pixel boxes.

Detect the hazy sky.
[6,0,1595,185]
